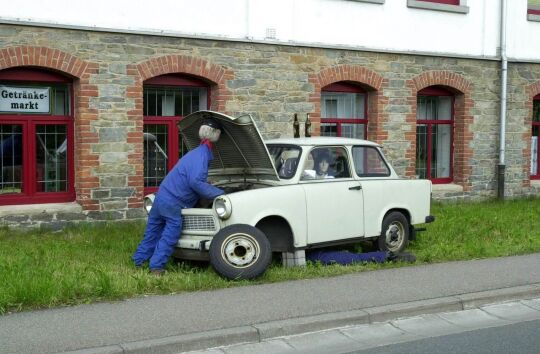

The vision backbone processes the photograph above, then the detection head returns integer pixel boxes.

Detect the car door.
[300,146,364,245]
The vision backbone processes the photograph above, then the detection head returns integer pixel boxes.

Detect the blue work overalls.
[306,250,388,265]
[132,143,224,270]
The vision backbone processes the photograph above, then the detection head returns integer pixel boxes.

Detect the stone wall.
[0,23,540,226]
[0,203,145,231]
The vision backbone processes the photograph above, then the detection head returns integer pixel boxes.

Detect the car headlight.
[214,196,232,220]
[144,194,155,214]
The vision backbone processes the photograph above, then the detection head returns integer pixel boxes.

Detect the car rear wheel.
[377,212,409,253]
[209,224,272,280]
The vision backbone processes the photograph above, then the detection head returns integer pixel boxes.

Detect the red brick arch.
[126,55,234,204]
[406,71,473,190]
[0,46,93,78]
[524,82,540,186]
[308,65,388,143]
[410,71,471,94]
[130,54,233,112]
[0,46,100,210]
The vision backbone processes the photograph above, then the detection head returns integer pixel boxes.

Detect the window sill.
[432,183,464,193]
[407,0,469,14]
[530,180,540,188]
[0,202,82,217]
[528,14,540,22]
[347,0,385,4]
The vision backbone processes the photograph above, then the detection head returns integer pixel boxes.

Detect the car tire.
[377,212,409,253]
[209,224,272,280]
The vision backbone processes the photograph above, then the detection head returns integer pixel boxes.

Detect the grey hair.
[199,125,221,142]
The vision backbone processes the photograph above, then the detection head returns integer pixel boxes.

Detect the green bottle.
[293,113,300,138]
[305,113,312,138]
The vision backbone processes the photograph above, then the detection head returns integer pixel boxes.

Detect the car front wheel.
[209,224,272,280]
[377,212,409,253]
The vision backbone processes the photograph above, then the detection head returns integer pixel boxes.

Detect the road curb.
[457,283,540,309]
[62,283,540,354]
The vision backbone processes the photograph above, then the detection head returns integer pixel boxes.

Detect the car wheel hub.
[221,233,259,268]
[385,223,404,250]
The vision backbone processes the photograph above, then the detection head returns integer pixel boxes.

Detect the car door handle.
[348,185,362,191]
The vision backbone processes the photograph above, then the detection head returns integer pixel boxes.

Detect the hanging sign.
[0,86,50,114]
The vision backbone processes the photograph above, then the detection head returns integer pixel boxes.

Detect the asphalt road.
[357,319,540,354]
[0,254,539,353]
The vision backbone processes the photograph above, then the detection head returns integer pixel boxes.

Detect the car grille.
[183,215,217,232]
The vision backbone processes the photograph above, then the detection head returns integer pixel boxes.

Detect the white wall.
[506,0,540,60]
[0,0,250,38]
[1,0,539,61]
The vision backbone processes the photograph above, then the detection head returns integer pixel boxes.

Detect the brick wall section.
[308,65,388,143]
[125,55,234,207]
[407,71,473,191]
[0,45,101,208]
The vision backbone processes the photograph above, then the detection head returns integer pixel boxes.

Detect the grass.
[1,198,540,315]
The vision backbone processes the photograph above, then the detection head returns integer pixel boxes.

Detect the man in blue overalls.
[133,118,225,275]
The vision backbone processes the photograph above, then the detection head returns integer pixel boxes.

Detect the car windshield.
[267,144,302,179]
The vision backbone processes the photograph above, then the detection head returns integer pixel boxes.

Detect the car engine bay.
[195,181,270,208]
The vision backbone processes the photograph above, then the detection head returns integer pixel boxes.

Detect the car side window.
[301,147,351,180]
[352,146,390,177]
[268,145,302,179]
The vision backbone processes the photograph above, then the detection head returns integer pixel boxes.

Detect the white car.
[144,111,434,280]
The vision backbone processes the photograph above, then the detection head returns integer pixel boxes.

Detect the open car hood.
[178,111,279,181]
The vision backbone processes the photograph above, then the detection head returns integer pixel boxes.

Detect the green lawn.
[1,198,540,315]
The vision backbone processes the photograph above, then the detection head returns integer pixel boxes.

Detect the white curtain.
[532,136,538,175]
[322,92,365,118]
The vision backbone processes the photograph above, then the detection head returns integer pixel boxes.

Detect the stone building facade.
[0,23,539,228]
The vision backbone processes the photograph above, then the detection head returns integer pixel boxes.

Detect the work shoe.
[387,251,416,263]
[150,269,165,276]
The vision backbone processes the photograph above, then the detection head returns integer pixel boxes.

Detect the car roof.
[265,136,381,147]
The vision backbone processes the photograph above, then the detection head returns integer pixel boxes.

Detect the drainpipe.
[498,0,508,200]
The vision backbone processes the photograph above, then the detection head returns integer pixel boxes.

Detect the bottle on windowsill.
[293,113,300,138]
[305,113,312,138]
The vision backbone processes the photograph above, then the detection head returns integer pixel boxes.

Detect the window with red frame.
[529,0,540,15]
[143,74,209,193]
[0,68,74,205]
[417,0,460,5]
[320,82,367,139]
[416,86,454,183]
[531,95,540,179]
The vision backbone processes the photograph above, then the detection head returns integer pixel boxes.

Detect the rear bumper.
[410,215,435,240]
